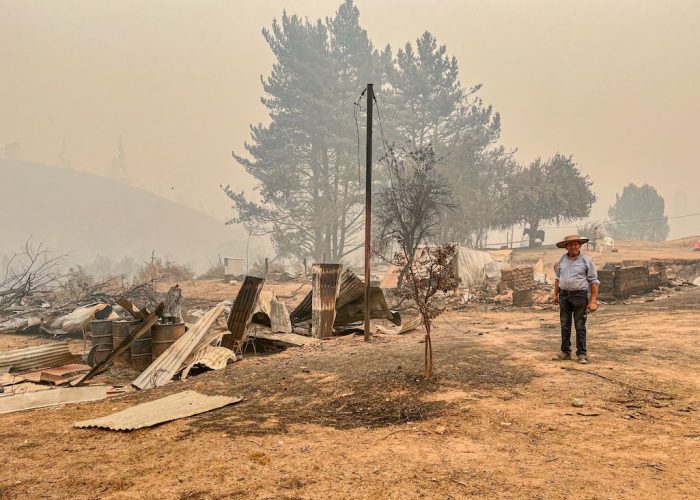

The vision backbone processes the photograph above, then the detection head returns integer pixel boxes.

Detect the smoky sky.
[2,0,699,239]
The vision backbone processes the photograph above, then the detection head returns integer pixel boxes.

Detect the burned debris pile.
[0,253,696,422]
[0,264,400,420]
[290,266,399,337]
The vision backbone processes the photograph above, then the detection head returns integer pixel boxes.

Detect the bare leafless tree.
[1,239,159,322]
[0,239,65,318]
[374,143,454,285]
[393,243,459,378]
[57,267,158,307]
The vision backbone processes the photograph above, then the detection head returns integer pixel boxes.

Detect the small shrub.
[198,257,225,280]
[138,257,194,283]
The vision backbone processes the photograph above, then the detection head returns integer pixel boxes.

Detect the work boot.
[577,355,589,364]
[557,351,572,360]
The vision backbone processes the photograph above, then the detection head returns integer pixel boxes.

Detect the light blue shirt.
[556,252,600,291]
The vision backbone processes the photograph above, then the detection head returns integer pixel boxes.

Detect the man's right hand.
[552,293,559,305]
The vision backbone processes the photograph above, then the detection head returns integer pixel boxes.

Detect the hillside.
[1,160,247,271]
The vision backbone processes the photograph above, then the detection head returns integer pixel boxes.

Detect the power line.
[353,104,362,183]
[372,92,391,160]
[353,89,366,184]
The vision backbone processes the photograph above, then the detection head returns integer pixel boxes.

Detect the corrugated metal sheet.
[222,276,264,348]
[74,390,242,431]
[0,343,78,373]
[335,269,366,310]
[180,346,235,380]
[291,269,363,323]
[250,290,292,334]
[251,329,321,347]
[132,303,226,390]
[334,286,394,325]
[293,268,395,328]
[290,289,312,323]
[311,264,342,338]
[375,315,422,335]
[22,364,90,383]
[0,385,113,414]
[190,327,228,356]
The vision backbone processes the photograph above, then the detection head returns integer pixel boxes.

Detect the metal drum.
[90,319,113,365]
[90,319,113,347]
[151,322,186,361]
[130,331,152,371]
[112,319,141,367]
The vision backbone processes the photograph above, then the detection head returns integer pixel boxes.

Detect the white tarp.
[488,249,513,265]
[381,246,504,289]
[454,247,500,287]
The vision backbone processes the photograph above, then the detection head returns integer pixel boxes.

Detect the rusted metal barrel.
[130,331,152,371]
[112,319,141,367]
[90,319,113,347]
[90,319,113,365]
[151,322,186,361]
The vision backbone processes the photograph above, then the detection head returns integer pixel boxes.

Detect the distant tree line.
[607,183,669,241]
[224,0,597,260]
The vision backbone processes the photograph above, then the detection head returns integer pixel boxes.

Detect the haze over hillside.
[1,160,255,272]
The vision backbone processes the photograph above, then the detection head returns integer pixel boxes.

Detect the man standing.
[553,235,600,364]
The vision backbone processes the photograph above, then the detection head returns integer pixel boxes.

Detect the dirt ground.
[2,278,699,498]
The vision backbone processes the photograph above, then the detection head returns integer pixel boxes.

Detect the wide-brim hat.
[556,234,589,248]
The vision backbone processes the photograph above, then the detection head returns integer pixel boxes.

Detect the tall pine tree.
[381,31,505,246]
[225,1,385,262]
[384,31,497,149]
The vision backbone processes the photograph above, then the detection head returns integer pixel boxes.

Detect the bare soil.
[2,281,699,498]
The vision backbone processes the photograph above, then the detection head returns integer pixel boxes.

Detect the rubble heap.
[499,266,534,307]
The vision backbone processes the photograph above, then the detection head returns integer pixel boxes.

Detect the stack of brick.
[500,266,534,307]
[563,258,692,302]
[613,266,651,298]
[597,269,615,301]
[596,260,668,300]
[499,268,514,291]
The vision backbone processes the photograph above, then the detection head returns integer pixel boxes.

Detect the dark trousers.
[559,290,588,355]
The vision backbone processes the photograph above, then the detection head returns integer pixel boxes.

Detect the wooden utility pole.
[364,83,374,342]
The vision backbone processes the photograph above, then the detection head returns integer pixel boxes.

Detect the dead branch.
[560,366,675,399]
[1,239,160,323]
[378,428,411,440]
[0,239,67,319]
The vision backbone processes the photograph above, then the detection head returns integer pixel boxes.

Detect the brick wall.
[500,266,534,306]
[500,266,534,292]
[613,266,651,298]
[597,269,615,301]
